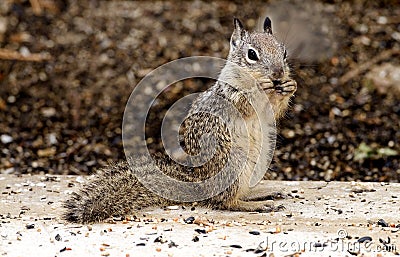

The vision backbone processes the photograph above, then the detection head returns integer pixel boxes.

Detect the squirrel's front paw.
[259,78,274,91]
[274,79,297,95]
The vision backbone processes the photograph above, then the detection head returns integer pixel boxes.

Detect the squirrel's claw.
[277,79,297,95]
[262,203,286,212]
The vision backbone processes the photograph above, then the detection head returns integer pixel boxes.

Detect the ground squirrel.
[63,17,297,223]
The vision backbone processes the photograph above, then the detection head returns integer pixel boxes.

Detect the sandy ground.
[1,174,399,257]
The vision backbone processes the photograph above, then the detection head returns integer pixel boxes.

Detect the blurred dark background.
[0,0,399,181]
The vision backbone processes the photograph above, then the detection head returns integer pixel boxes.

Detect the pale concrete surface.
[0,174,399,257]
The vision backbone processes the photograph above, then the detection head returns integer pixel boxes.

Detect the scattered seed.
[249,231,260,235]
[60,247,71,252]
[194,228,206,234]
[168,241,178,248]
[184,216,195,224]
[378,219,389,227]
[218,234,227,240]
[136,243,146,246]
[154,235,167,243]
[55,234,62,241]
[113,216,124,221]
[194,216,210,226]
[229,244,242,248]
[167,205,179,210]
[26,224,35,229]
[192,235,199,242]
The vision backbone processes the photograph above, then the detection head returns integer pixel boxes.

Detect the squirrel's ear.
[233,17,244,31]
[263,17,272,34]
[231,18,244,48]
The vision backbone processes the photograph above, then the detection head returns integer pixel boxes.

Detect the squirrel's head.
[228,17,290,82]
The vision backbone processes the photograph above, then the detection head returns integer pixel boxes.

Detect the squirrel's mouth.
[272,80,281,87]
[273,80,284,92]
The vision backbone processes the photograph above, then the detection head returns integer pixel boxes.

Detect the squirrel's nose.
[271,67,284,79]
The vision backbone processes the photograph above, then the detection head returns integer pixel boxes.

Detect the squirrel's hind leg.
[223,199,284,213]
[240,186,287,201]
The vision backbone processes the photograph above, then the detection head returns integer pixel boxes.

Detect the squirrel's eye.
[247,49,259,61]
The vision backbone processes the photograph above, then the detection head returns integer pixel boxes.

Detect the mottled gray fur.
[63,17,297,223]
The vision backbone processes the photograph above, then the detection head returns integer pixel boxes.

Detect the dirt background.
[0,0,399,181]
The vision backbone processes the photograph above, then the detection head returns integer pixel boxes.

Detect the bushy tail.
[63,160,170,223]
